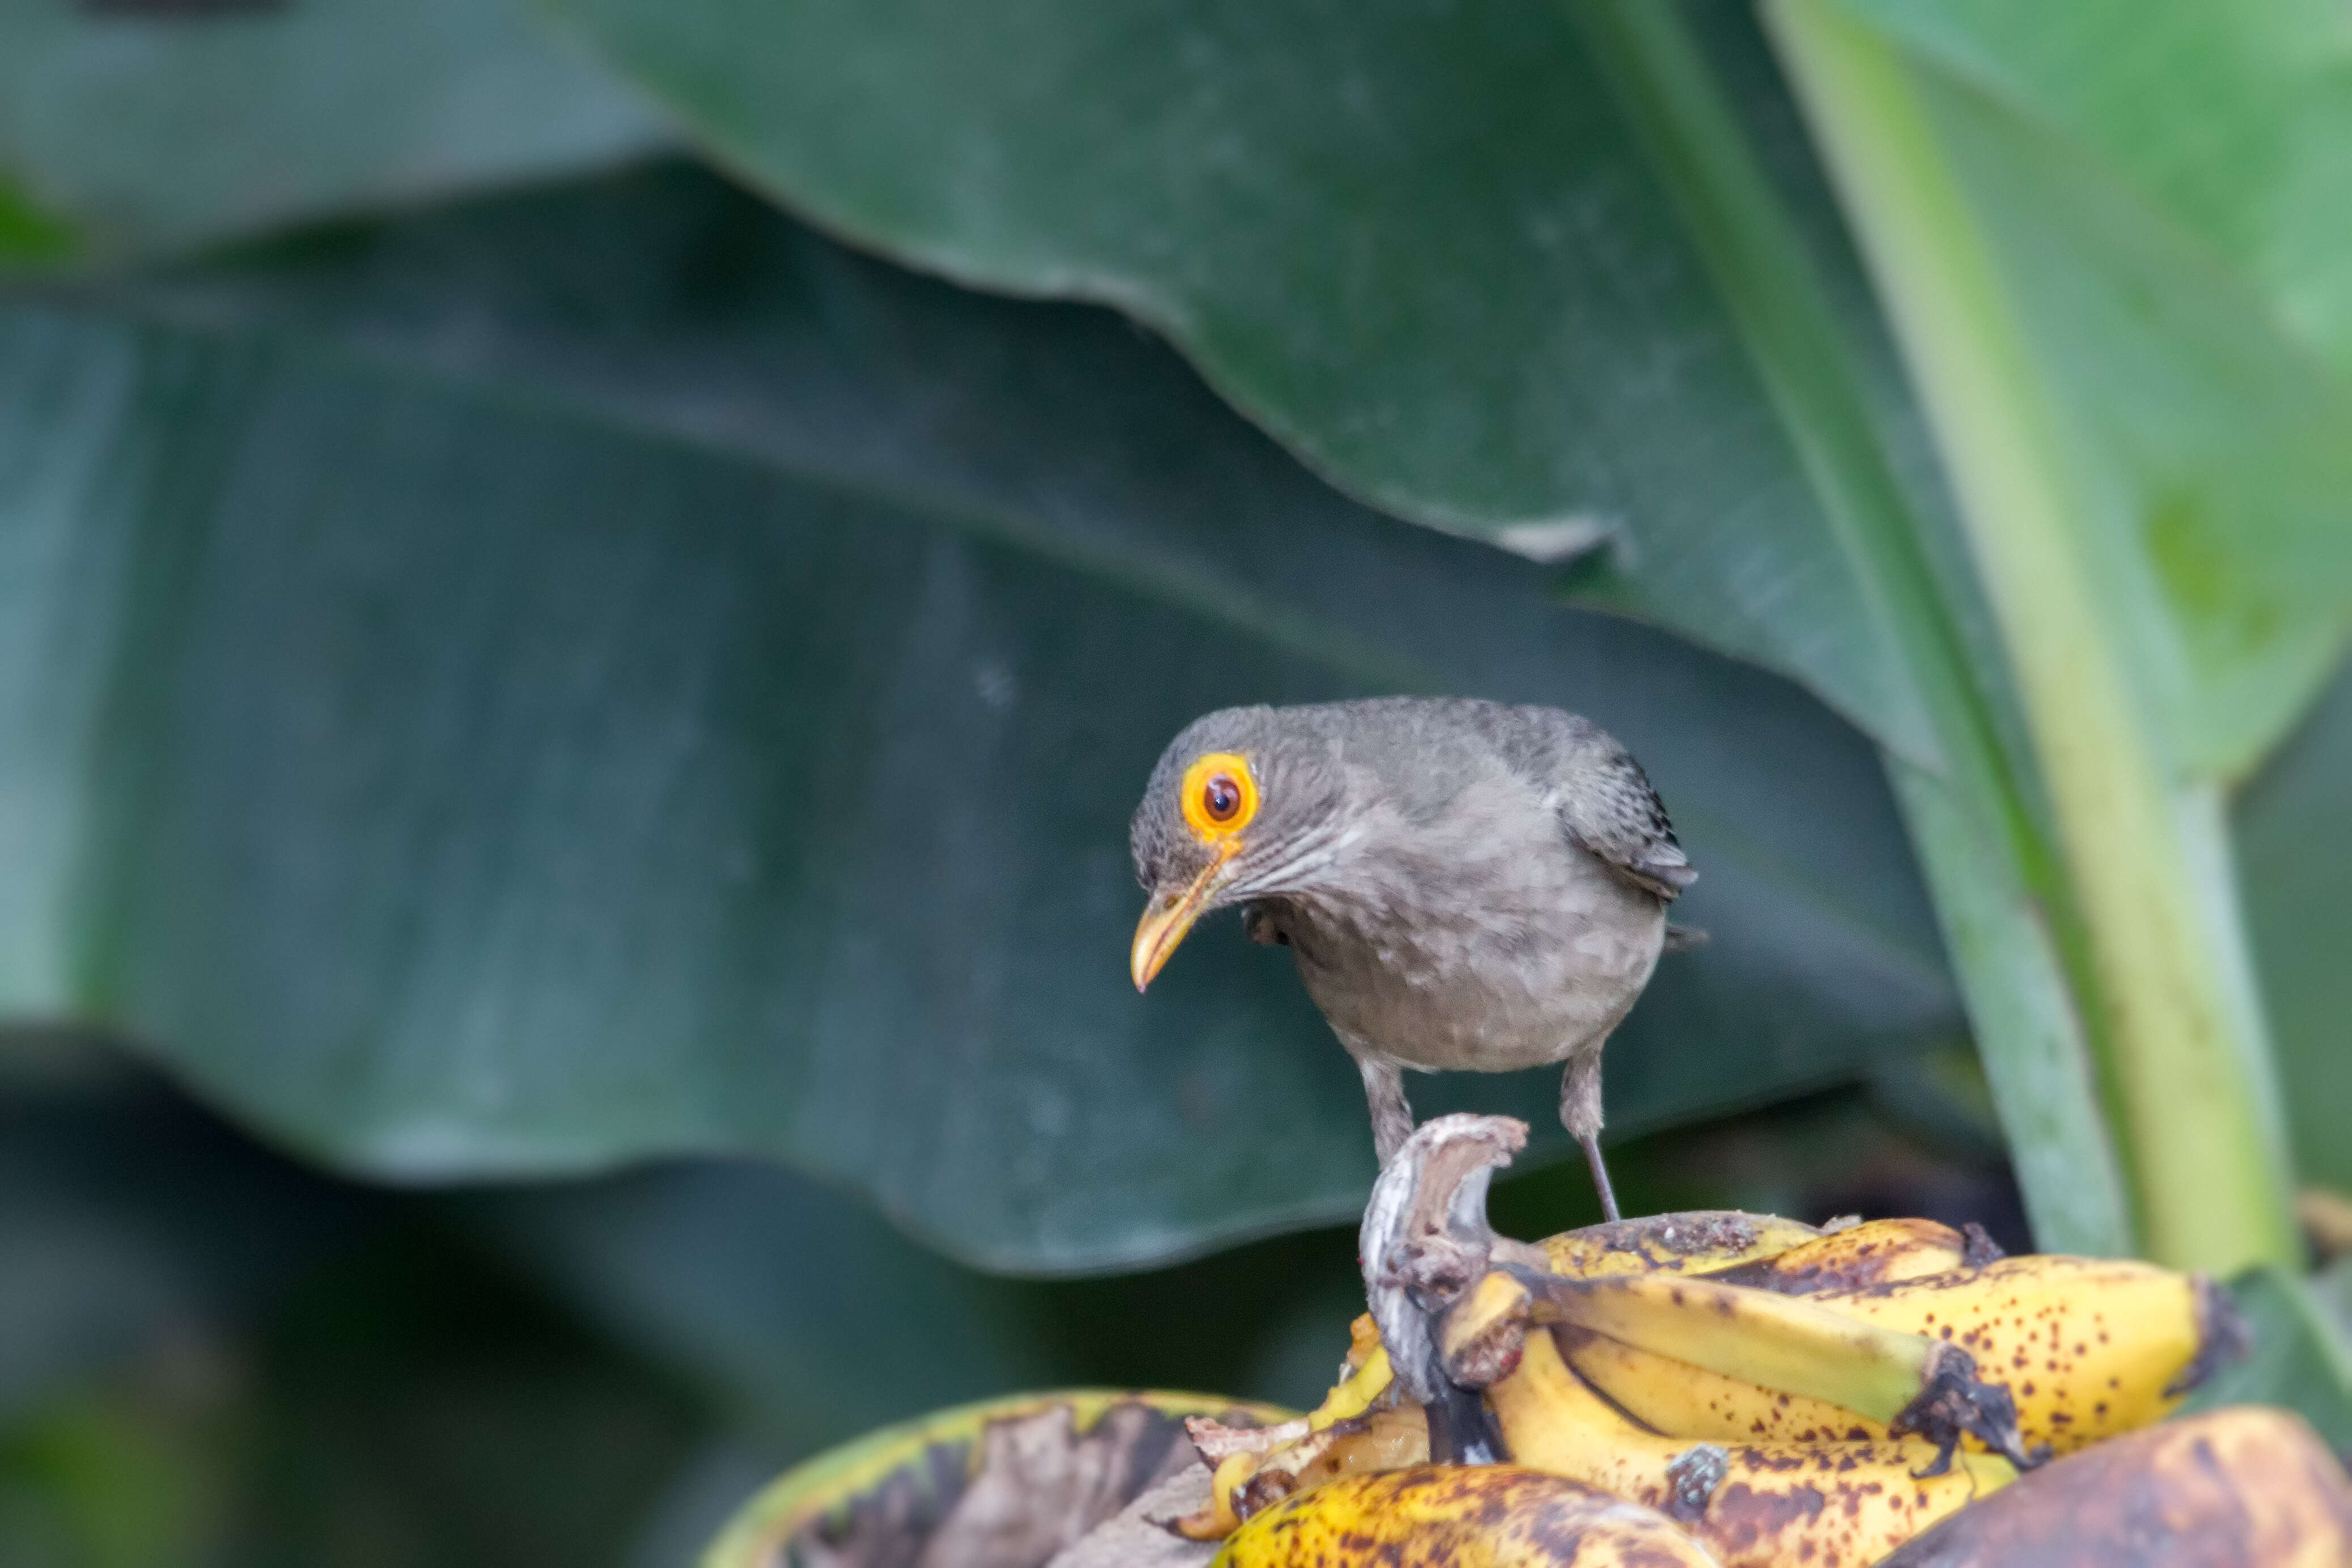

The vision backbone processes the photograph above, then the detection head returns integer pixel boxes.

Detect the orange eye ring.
[1180,752,1259,842]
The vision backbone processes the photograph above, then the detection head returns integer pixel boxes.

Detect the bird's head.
[1128,705,1348,991]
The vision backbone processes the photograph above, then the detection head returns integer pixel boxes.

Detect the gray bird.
[1128,697,1696,1221]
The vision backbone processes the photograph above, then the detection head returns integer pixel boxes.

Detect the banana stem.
[1762,0,2299,1275]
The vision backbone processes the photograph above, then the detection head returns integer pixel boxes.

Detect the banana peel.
[1214,1467,1724,1567]
[1698,1216,1982,1292]
[1542,1211,1824,1280]
[1172,1404,1429,1537]
[697,1109,2295,1568]
[1570,1255,2237,1459]
[1872,1405,2352,1567]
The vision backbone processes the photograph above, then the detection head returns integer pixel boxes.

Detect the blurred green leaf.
[1848,0,2352,378]
[0,1379,238,1568]
[0,0,667,266]
[2239,659,2352,1201]
[461,1164,1370,1446]
[540,0,1947,765]
[0,1041,364,1425]
[0,178,76,266]
[1837,0,2352,779]
[1769,0,2343,1274]
[1,166,1959,1271]
[0,1051,720,1568]
[539,0,2352,775]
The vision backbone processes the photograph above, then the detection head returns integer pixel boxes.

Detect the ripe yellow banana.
[1488,1327,2012,1568]
[1442,1264,2031,1464]
[1565,1330,1879,1447]
[1874,1405,2352,1567]
[1540,1211,1821,1281]
[1214,1466,1723,1568]
[1698,1217,1976,1292]
[1804,1256,2220,1452]
[1568,1255,2220,1459]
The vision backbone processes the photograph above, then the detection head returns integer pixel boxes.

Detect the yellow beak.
[1130,842,1240,991]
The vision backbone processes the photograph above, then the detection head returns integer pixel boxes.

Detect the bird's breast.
[1275,832,1666,1074]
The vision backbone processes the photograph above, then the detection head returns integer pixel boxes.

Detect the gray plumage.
[1129,697,1696,1219]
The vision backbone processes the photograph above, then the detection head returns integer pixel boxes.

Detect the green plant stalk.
[1763,0,2298,1274]
[1575,0,2131,1255]
[1885,762,2130,1254]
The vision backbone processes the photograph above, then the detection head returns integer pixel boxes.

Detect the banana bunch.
[1216,1407,2352,1568]
[1200,1114,2281,1568]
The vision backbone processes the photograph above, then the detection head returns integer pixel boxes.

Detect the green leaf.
[1769,0,2318,1272]
[1840,0,2352,779]
[2239,658,2352,1201]
[541,0,2352,775]
[0,177,75,267]
[461,1164,1362,1448]
[0,0,667,266]
[541,0,1944,766]
[1570,0,2129,1257]
[1792,7,2352,1256]
[1847,0,2352,378]
[0,166,1957,1270]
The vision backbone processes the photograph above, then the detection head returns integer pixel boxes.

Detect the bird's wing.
[1554,763,1695,901]
[1501,710,1695,902]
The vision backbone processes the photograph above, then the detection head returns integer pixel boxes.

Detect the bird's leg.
[1559,1052,1621,1222]
[1356,1054,1416,1167]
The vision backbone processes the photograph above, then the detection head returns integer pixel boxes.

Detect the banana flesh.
[1214,1466,1724,1567]
[1308,1334,1393,1431]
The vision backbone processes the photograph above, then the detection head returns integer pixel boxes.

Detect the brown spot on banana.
[1700,1218,1971,1295]
[1540,1213,1823,1281]
[1571,1256,2233,1463]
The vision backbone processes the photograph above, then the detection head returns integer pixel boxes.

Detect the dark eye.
[1202,775,1242,821]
